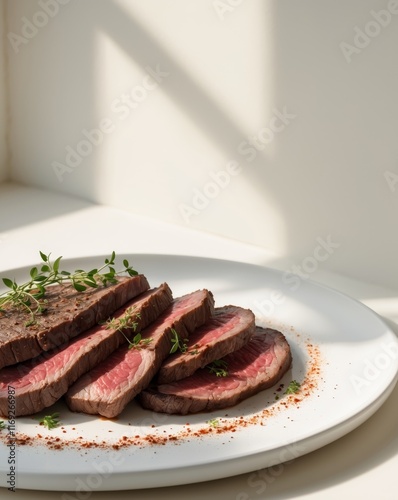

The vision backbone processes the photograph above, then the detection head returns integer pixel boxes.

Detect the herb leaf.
[2,278,14,289]
[207,359,228,377]
[39,251,48,262]
[169,329,188,354]
[285,380,301,394]
[37,413,60,430]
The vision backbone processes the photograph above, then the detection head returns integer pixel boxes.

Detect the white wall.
[4,0,398,290]
[0,2,9,182]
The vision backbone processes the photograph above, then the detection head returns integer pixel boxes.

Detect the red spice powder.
[0,331,322,452]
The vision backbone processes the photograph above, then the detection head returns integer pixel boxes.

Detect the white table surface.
[0,181,397,500]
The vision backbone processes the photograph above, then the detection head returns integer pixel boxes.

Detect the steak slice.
[0,275,150,369]
[0,283,173,417]
[157,305,255,384]
[139,327,292,415]
[65,289,215,418]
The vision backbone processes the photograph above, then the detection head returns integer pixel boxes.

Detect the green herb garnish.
[106,308,153,350]
[285,380,301,394]
[106,306,140,333]
[106,307,152,350]
[207,418,219,428]
[37,413,60,430]
[0,421,5,430]
[169,329,188,354]
[0,251,137,325]
[207,359,228,377]
[127,332,153,350]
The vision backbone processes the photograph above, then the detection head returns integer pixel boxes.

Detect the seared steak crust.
[0,283,173,417]
[0,275,149,368]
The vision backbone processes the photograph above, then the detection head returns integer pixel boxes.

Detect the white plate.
[0,254,397,492]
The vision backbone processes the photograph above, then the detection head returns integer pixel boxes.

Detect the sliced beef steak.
[0,275,150,369]
[0,283,173,417]
[139,327,292,415]
[157,305,255,384]
[65,289,215,418]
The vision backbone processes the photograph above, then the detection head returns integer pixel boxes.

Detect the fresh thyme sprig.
[106,306,140,333]
[189,344,200,355]
[285,380,301,394]
[105,307,152,350]
[127,332,153,350]
[37,412,60,430]
[169,328,188,354]
[207,359,229,377]
[0,251,138,325]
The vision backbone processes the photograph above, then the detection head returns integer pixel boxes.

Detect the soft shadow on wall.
[5,0,398,290]
[7,0,287,256]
